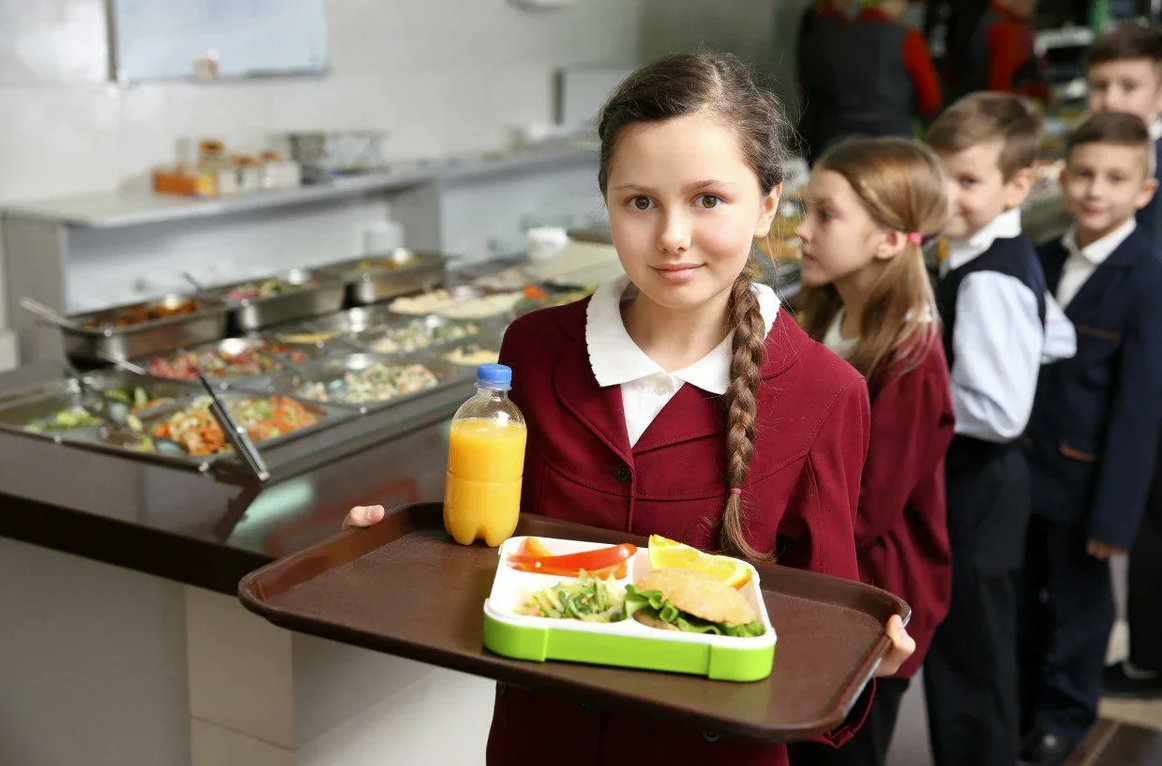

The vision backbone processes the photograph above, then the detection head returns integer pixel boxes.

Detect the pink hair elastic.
[730,487,743,495]
[907,232,923,245]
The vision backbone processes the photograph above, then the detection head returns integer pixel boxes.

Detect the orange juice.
[443,364,527,547]
[444,418,527,546]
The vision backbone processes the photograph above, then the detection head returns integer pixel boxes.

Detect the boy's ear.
[1137,176,1159,211]
[755,182,783,238]
[1004,167,1034,210]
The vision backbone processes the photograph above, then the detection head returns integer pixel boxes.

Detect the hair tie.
[906,232,923,246]
[730,487,742,495]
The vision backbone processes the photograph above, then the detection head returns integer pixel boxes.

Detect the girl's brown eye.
[631,196,652,211]
[698,194,720,209]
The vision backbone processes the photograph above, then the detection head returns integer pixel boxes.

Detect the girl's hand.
[342,505,386,529]
[875,615,916,678]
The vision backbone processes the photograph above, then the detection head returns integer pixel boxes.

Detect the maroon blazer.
[486,299,872,766]
[858,337,955,678]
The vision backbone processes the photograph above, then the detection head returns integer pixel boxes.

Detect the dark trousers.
[787,678,910,766]
[1017,515,1115,742]
[1127,485,1162,672]
[924,446,1029,766]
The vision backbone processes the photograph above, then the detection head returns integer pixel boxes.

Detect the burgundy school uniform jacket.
[486,298,873,766]
[857,336,955,678]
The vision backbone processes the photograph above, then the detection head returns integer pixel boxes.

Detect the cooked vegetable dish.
[150,395,319,456]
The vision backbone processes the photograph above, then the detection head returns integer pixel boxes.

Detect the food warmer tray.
[316,249,448,306]
[238,504,909,742]
[202,268,347,332]
[131,337,303,392]
[62,295,231,365]
[345,314,501,357]
[0,377,212,471]
[261,351,474,414]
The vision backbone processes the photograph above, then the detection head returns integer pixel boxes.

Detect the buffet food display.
[4,255,602,476]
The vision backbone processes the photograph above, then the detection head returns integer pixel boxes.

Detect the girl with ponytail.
[790,137,956,766]
[346,54,913,766]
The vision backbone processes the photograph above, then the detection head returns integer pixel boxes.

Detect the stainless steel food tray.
[0,377,213,470]
[316,249,448,306]
[132,337,293,390]
[346,314,490,356]
[63,295,231,365]
[262,352,472,414]
[204,268,348,331]
[291,306,398,338]
[133,389,356,461]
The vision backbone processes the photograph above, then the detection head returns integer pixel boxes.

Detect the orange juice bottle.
[444,364,527,546]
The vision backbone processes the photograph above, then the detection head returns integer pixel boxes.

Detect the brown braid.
[721,269,770,562]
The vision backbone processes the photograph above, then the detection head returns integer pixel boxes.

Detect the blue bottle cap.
[476,363,513,387]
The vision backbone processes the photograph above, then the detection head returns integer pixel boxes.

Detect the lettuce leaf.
[624,585,764,638]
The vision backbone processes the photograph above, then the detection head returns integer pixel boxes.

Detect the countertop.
[0,361,467,595]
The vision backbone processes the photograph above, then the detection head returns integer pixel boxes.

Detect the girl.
[346,53,913,766]
[787,137,956,766]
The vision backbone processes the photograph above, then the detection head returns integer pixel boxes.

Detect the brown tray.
[237,502,909,742]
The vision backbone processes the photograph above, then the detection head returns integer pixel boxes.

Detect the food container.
[483,537,777,682]
[316,249,448,306]
[134,390,347,459]
[263,352,468,413]
[349,315,485,356]
[286,131,386,173]
[291,306,398,339]
[205,269,347,332]
[137,337,290,385]
[0,379,106,437]
[63,295,231,365]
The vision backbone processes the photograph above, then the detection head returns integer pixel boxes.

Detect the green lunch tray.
[482,536,777,682]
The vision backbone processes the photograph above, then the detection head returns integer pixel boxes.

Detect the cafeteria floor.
[885,619,1162,765]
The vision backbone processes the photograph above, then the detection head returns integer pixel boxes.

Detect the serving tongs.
[20,297,81,331]
[196,373,270,482]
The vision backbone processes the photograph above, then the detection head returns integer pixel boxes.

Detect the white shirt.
[585,275,780,447]
[822,310,858,358]
[1151,117,1161,142]
[1056,219,1138,309]
[940,210,1076,442]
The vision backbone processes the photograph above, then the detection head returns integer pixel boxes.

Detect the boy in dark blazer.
[1019,113,1162,766]
[1085,24,1162,244]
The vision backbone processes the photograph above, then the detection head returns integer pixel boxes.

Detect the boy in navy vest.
[923,92,1075,766]
[1086,24,1162,243]
[1086,24,1162,704]
[1018,113,1162,766]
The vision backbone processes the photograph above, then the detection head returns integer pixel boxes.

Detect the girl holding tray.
[345,52,914,766]
[787,137,956,766]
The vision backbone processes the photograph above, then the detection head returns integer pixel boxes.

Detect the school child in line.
[796,0,852,163]
[950,0,1049,102]
[1086,24,1162,703]
[1017,112,1162,766]
[1085,26,1162,249]
[344,52,914,766]
[784,137,955,766]
[797,0,942,159]
[921,92,1075,766]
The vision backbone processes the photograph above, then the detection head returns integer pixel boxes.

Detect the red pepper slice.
[507,542,637,577]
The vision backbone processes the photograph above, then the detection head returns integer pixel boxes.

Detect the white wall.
[0,0,651,203]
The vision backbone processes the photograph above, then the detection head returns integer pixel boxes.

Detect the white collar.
[1062,218,1137,266]
[1151,117,1162,142]
[585,275,780,395]
[944,208,1023,273]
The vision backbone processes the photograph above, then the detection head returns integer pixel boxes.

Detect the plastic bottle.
[444,364,527,546]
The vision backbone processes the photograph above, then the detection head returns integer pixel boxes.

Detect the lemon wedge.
[647,534,752,589]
